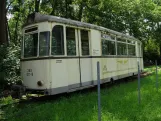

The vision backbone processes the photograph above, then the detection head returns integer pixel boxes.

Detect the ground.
[0,66,161,121]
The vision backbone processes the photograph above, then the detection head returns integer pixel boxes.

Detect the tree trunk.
[14,13,20,44]
[50,0,57,15]
[65,0,68,18]
[78,2,84,21]
[35,0,40,12]
[0,0,8,44]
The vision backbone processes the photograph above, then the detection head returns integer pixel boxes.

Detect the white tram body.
[21,13,143,95]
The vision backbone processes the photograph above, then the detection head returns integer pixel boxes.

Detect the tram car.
[20,13,143,95]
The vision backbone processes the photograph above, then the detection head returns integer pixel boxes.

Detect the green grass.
[2,66,161,121]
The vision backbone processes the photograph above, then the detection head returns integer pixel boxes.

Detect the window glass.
[101,34,115,40]
[24,33,38,57]
[127,40,135,44]
[66,27,76,55]
[81,30,89,55]
[117,42,127,55]
[25,27,38,33]
[128,44,135,56]
[52,25,64,55]
[39,31,50,56]
[102,40,116,55]
[117,38,126,42]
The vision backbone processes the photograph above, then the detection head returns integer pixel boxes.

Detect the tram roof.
[24,12,140,42]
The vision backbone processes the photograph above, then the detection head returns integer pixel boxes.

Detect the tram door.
[67,27,92,90]
[78,29,92,87]
[66,27,80,89]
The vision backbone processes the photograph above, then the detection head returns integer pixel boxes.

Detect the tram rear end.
[12,20,53,97]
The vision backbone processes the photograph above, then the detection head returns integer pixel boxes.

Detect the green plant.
[0,42,21,89]
[3,66,161,121]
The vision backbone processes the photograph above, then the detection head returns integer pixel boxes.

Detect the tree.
[0,0,8,44]
[35,0,40,12]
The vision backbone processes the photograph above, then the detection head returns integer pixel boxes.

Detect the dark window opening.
[81,30,89,55]
[25,27,38,33]
[102,40,116,55]
[117,42,127,55]
[39,31,50,56]
[66,27,76,55]
[128,44,135,56]
[117,38,126,42]
[24,33,38,57]
[52,25,64,55]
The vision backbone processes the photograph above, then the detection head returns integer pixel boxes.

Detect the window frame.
[65,26,77,56]
[126,39,136,56]
[101,33,116,56]
[116,37,127,56]
[101,39,116,56]
[51,24,65,56]
[79,29,91,56]
[23,31,39,58]
[127,44,136,56]
[117,42,128,56]
[39,31,50,57]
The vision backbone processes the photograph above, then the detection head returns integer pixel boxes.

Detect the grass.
[1,66,161,121]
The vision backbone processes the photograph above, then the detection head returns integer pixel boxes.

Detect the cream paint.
[21,22,143,95]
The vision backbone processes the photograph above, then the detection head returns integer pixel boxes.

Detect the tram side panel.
[116,58,129,79]
[128,58,138,76]
[50,59,69,95]
[101,58,118,82]
[80,58,93,86]
[21,60,51,90]
[67,58,80,89]
[90,30,102,85]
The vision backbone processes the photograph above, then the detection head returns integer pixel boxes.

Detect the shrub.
[0,43,21,90]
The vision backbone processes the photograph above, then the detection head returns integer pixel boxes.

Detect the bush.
[0,43,21,90]
[144,39,160,64]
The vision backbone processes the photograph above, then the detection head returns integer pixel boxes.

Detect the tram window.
[81,30,89,55]
[52,25,64,55]
[117,38,126,42]
[127,40,135,44]
[66,27,76,55]
[39,31,50,56]
[117,42,127,55]
[101,34,115,40]
[128,44,135,56]
[24,33,38,57]
[102,40,116,55]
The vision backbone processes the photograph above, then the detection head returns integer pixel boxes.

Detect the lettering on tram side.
[26,69,33,76]
[117,59,128,64]
[93,49,99,55]
[56,60,62,63]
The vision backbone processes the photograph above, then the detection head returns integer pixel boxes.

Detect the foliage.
[0,43,21,89]
[2,66,161,121]
[144,39,160,63]
[6,0,161,61]
[1,0,161,88]
[0,96,17,106]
